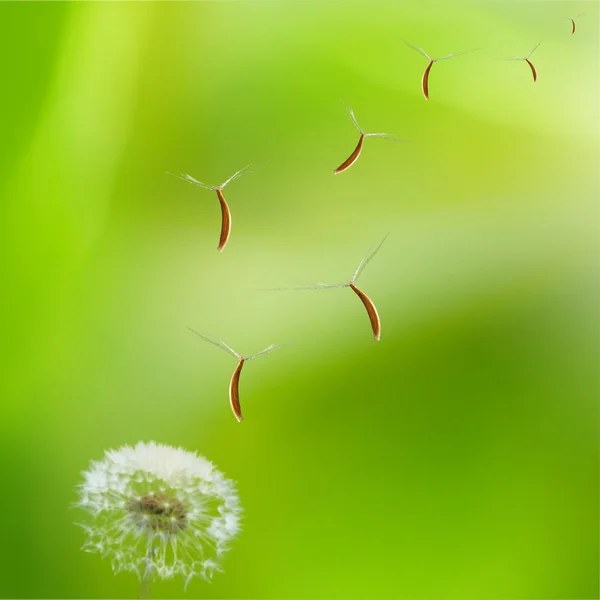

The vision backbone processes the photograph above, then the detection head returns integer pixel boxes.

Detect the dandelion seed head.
[75,441,242,586]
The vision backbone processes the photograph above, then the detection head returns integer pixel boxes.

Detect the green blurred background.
[0,1,597,598]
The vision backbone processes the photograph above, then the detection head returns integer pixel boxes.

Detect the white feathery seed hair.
[75,441,242,590]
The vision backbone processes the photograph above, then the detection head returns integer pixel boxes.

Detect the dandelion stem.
[138,577,151,599]
[138,545,153,598]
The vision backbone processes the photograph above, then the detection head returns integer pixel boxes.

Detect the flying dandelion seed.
[188,330,288,422]
[75,441,242,596]
[334,99,404,174]
[402,39,476,100]
[566,13,585,34]
[505,41,542,82]
[167,164,252,251]
[269,236,388,340]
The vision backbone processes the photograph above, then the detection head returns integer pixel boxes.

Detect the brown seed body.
[216,188,232,252]
[229,359,245,422]
[422,60,434,100]
[571,19,576,34]
[525,58,537,82]
[334,134,365,174]
[349,282,381,341]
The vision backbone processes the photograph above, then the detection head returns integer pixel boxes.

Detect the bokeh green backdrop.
[0,1,597,598]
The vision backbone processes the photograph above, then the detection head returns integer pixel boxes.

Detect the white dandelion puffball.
[76,441,242,588]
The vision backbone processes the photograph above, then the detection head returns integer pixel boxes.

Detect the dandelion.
[75,441,242,596]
